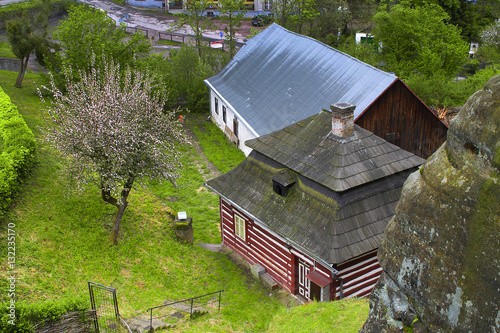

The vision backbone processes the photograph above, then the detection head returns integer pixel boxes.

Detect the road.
[1,0,254,42]
[76,0,251,43]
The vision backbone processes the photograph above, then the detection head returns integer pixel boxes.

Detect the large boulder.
[360,76,500,333]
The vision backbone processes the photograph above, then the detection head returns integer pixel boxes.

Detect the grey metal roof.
[205,23,397,136]
[205,110,424,264]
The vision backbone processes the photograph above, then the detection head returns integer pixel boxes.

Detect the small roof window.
[272,169,297,197]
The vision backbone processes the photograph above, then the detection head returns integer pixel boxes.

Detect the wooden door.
[298,259,310,299]
[310,282,321,301]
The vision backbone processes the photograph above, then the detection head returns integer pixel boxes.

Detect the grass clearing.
[0,70,370,332]
[0,70,282,331]
[0,41,16,58]
[268,298,369,332]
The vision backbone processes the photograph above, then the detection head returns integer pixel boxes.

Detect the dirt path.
[184,114,223,183]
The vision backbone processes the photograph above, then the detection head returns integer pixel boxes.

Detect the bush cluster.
[0,87,36,219]
[0,296,89,333]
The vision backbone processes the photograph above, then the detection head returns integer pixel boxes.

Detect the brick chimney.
[330,102,356,137]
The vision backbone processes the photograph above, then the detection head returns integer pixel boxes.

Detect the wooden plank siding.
[333,250,381,299]
[356,79,448,159]
[220,199,383,301]
[221,198,295,293]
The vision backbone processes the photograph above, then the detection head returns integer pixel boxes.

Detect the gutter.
[335,276,344,299]
[203,79,260,137]
[203,182,339,277]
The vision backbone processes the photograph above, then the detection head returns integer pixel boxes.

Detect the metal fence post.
[218,291,221,312]
[150,309,153,333]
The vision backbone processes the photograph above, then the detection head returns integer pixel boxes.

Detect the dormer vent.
[272,169,297,197]
[330,102,356,137]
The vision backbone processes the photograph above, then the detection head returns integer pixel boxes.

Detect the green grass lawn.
[0,70,369,332]
[268,298,369,333]
[0,41,16,58]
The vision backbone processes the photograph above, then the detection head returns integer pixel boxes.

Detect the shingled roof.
[246,110,424,191]
[204,23,397,137]
[205,109,424,264]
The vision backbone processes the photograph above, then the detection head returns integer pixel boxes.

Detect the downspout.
[335,276,344,300]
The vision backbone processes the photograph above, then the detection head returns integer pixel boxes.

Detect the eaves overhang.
[204,79,260,137]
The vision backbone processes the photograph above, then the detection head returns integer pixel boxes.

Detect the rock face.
[360,76,500,332]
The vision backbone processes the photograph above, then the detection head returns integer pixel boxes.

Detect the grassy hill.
[0,70,369,332]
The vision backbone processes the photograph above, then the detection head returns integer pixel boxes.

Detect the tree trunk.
[15,55,29,88]
[101,178,134,245]
[112,201,129,245]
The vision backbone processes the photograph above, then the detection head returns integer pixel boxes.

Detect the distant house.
[126,0,268,10]
[204,23,447,159]
[205,103,424,301]
[126,0,166,8]
[355,32,374,45]
[469,42,479,58]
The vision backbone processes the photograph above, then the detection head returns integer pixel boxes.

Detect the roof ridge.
[265,24,396,79]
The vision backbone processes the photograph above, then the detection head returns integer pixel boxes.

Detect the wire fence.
[88,281,130,333]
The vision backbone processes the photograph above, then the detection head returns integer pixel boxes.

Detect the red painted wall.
[220,198,383,300]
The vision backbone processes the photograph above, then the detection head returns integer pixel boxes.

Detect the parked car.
[252,14,273,26]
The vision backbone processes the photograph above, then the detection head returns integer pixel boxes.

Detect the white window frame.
[234,214,246,241]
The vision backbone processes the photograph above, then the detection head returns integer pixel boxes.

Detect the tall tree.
[40,60,189,244]
[46,4,151,88]
[380,0,496,40]
[272,0,298,29]
[175,0,215,56]
[169,44,214,112]
[288,0,319,34]
[6,0,51,88]
[218,0,246,57]
[311,0,351,39]
[373,3,469,78]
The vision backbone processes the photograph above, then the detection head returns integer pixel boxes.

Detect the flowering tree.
[481,19,500,51]
[479,19,500,64]
[40,60,189,244]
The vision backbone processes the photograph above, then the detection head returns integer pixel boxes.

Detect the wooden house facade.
[205,23,447,159]
[205,103,425,301]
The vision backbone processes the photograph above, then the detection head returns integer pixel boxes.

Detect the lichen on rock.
[360,75,500,333]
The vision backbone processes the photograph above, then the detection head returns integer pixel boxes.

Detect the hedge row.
[0,87,36,219]
[0,296,90,332]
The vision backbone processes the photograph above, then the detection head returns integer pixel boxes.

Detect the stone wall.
[0,57,20,72]
[34,310,97,333]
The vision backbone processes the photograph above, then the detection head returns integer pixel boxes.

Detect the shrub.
[0,87,36,219]
[0,296,89,333]
[404,65,500,107]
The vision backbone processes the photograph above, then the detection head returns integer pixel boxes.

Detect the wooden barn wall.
[333,250,382,299]
[356,80,447,159]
